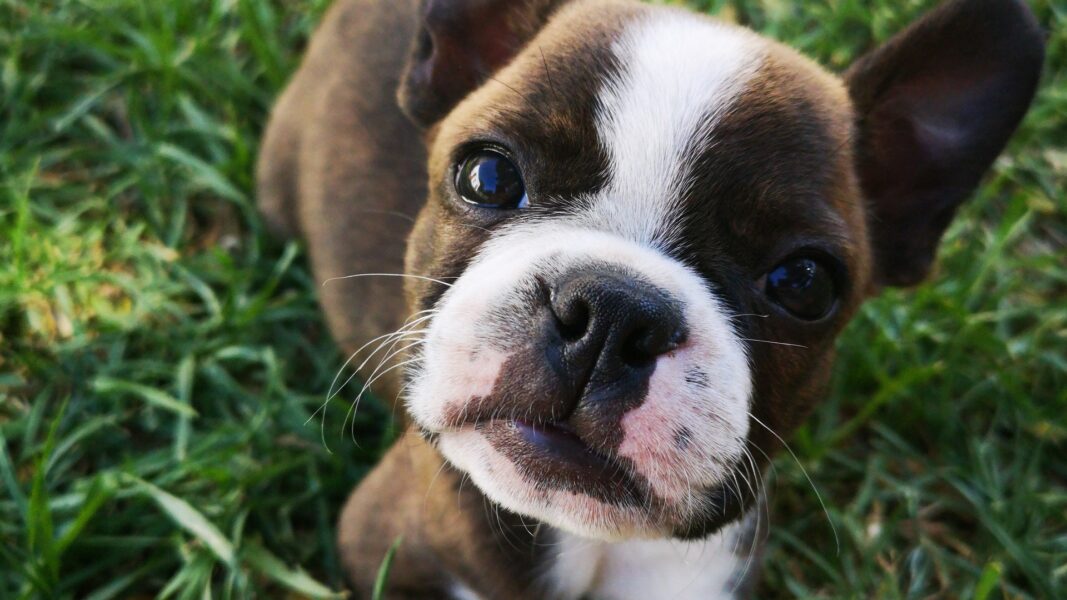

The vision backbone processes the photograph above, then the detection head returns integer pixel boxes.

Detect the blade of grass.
[372,536,402,600]
[0,430,28,516]
[243,540,344,599]
[973,561,1003,600]
[26,399,68,591]
[126,476,235,568]
[91,377,198,418]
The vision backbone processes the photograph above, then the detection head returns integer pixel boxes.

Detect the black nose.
[547,269,687,387]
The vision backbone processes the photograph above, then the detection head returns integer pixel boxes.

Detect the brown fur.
[257,0,425,403]
[337,432,555,598]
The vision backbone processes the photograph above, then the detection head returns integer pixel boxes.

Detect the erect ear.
[846,0,1045,287]
[398,0,567,128]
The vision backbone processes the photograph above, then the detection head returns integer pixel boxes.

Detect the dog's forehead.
[435,0,864,266]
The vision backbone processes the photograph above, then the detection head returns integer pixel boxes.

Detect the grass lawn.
[1,0,1064,597]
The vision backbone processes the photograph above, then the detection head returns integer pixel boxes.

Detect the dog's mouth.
[477,418,647,505]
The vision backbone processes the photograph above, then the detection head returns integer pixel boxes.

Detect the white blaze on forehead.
[588,11,764,247]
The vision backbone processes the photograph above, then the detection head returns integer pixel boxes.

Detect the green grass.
[0,0,1063,597]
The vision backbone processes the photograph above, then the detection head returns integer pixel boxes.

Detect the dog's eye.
[455,150,528,209]
[765,257,836,320]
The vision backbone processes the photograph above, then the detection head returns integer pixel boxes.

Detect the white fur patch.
[583,10,764,248]
[449,581,485,600]
[546,518,755,600]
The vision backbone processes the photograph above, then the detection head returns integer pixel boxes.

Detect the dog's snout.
[548,270,687,381]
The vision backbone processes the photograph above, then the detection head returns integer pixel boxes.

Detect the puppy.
[257,0,1044,597]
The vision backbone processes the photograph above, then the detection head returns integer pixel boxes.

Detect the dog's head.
[396,0,1043,539]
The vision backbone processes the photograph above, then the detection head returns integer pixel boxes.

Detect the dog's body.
[258,0,425,401]
[257,0,1043,597]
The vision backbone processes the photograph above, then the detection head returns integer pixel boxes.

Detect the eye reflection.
[765,257,836,320]
[455,150,528,209]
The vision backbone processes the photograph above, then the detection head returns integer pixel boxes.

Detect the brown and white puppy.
[257,0,1044,597]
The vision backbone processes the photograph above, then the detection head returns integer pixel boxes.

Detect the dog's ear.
[398,0,567,127]
[846,0,1044,287]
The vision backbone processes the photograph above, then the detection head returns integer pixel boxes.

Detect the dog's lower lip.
[514,419,584,450]
[482,418,644,504]
[510,419,615,472]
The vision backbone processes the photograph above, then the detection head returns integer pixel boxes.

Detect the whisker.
[331,325,430,396]
[322,272,454,288]
[457,471,472,520]
[540,46,561,103]
[726,313,770,320]
[344,208,417,223]
[314,322,430,450]
[747,411,839,555]
[423,458,451,508]
[342,208,493,234]
[739,338,808,349]
[729,448,764,593]
[343,358,424,447]
[344,354,425,444]
[358,334,427,399]
[493,499,526,554]
[487,76,552,122]
[326,311,436,402]
[454,221,493,234]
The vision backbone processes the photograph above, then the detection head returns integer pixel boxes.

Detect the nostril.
[620,323,687,367]
[554,298,590,342]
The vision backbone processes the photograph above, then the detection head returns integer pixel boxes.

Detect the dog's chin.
[433,422,752,541]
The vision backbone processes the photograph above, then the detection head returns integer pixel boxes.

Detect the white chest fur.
[545,517,756,600]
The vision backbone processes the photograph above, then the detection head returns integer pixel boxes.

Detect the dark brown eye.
[455,150,527,209]
[766,257,837,320]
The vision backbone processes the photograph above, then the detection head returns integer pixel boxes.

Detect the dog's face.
[407,3,866,538]
[396,0,1042,539]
